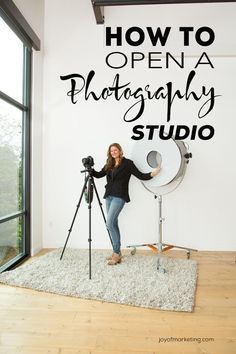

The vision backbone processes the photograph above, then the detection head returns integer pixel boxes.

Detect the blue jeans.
[106,196,125,254]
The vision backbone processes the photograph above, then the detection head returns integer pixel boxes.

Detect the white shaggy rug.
[0,248,198,312]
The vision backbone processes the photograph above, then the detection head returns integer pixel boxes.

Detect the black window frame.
[0,0,40,272]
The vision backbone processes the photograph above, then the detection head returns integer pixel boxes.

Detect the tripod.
[60,168,113,279]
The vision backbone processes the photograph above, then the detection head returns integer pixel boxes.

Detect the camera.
[82,156,94,169]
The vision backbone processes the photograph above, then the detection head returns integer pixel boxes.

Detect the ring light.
[132,137,191,195]
[129,136,197,273]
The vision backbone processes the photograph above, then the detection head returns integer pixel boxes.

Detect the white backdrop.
[15,0,236,252]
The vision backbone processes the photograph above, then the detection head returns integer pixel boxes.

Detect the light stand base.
[127,195,198,273]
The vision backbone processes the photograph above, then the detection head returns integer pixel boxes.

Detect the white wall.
[41,0,236,251]
[13,0,44,255]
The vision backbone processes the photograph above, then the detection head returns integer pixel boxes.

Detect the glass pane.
[0,99,23,217]
[0,16,24,103]
[0,216,24,268]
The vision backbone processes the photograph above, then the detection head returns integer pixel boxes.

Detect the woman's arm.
[130,161,153,181]
[92,166,106,178]
[130,161,161,180]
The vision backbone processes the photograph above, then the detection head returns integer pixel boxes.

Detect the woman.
[92,143,161,265]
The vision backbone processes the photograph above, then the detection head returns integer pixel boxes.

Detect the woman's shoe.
[106,252,121,261]
[107,253,122,265]
[106,253,114,261]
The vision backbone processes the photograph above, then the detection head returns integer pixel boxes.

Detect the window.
[0,14,31,271]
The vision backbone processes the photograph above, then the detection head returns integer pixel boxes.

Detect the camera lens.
[82,156,94,169]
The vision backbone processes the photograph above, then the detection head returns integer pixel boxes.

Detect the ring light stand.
[128,137,198,273]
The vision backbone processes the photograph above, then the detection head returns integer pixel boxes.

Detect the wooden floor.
[0,250,235,354]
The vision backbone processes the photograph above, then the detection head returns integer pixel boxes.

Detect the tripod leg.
[92,177,114,248]
[60,174,89,260]
[88,178,92,280]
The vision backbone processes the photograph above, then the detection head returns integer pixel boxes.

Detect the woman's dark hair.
[105,143,123,171]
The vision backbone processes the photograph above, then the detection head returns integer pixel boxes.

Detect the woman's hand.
[151,165,161,177]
